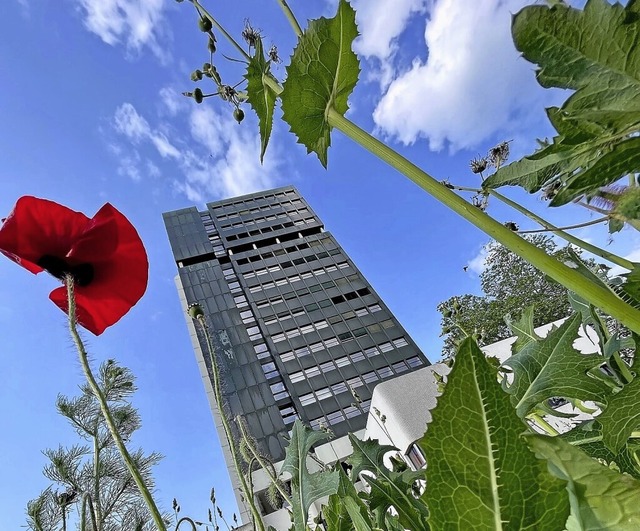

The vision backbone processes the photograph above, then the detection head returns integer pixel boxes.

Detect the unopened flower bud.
[198,17,213,32]
[191,69,203,82]
[188,302,204,318]
[193,88,204,104]
[233,108,245,123]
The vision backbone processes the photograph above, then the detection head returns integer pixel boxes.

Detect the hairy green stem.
[81,493,99,531]
[65,278,166,531]
[236,417,292,505]
[195,315,265,531]
[326,109,640,333]
[93,433,102,530]
[489,190,634,270]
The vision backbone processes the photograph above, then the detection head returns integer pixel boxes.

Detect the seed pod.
[233,107,245,123]
[191,69,203,82]
[208,36,216,54]
[198,17,212,32]
[193,88,204,104]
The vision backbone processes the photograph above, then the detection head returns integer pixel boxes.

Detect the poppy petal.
[67,203,120,264]
[0,196,90,274]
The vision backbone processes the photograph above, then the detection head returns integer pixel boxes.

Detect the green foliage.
[438,235,574,357]
[244,37,278,162]
[281,0,360,167]
[506,305,542,354]
[484,0,640,215]
[281,420,340,529]
[324,469,374,531]
[26,361,165,531]
[561,422,640,480]
[347,435,428,530]
[419,337,570,530]
[501,315,611,418]
[527,434,640,529]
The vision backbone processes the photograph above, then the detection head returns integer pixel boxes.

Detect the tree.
[26,360,167,531]
[437,234,578,358]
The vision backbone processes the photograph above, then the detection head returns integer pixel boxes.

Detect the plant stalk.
[276,0,303,36]
[517,216,608,234]
[489,190,634,270]
[236,416,292,505]
[65,278,166,531]
[192,0,251,61]
[326,109,640,334]
[93,434,102,530]
[195,315,265,531]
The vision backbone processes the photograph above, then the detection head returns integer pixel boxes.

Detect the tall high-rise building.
[163,186,429,524]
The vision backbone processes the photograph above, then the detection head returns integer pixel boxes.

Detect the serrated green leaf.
[596,373,640,453]
[551,137,640,205]
[281,0,360,167]
[561,422,640,479]
[281,420,339,529]
[484,0,640,200]
[324,468,373,531]
[419,337,570,530]
[621,265,640,307]
[505,305,542,355]
[347,435,428,530]
[527,434,640,530]
[502,315,611,417]
[244,37,278,162]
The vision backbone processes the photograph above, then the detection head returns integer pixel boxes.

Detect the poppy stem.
[64,276,167,531]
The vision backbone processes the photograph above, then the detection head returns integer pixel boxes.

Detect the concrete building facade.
[163,186,429,525]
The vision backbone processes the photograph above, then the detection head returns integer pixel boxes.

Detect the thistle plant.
[177,0,640,337]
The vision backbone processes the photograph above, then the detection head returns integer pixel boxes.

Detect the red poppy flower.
[0,196,148,335]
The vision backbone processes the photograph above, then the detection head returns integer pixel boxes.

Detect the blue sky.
[2,0,638,528]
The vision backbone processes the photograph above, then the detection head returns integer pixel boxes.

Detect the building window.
[406,444,426,470]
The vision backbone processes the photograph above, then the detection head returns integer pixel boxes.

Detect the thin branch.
[517,216,608,234]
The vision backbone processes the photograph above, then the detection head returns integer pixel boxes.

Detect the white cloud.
[114,103,180,159]
[111,102,281,199]
[159,86,187,116]
[178,106,280,201]
[372,0,545,151]
[353,0,427,61]
[73,0,168,60]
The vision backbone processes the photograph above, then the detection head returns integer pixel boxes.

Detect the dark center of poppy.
[37,255,94,287]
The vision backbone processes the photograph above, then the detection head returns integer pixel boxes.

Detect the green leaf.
[484,0,640,200]
[505,305,542,355]
[244,37,278,162]
[419,337,570,530]
[527,434,640,530]
[281,0,360,167]
[501,315,610,417]
[561,422,640,479]
[281,420,339,529]
[621,265,640,307]
[347,435,428,530]
[324,468,373,531]
[596,374,640,453]
[551,137,640,205]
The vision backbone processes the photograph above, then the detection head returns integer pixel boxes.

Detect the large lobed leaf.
[528,434,640,530]
[419,337,569,530]
[244,37,278,163]
[501,315,611,418]
[324,468,374,531]
[347,435,428,530]
[483,0,640,203]
[281,420,339,529]
[561,422,640,480]
[281,0,360,167]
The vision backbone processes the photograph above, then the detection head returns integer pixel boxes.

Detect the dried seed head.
[268,44,280,63]
[242,20,261,48]
[470,157,488,174]
[488,140,511,167]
